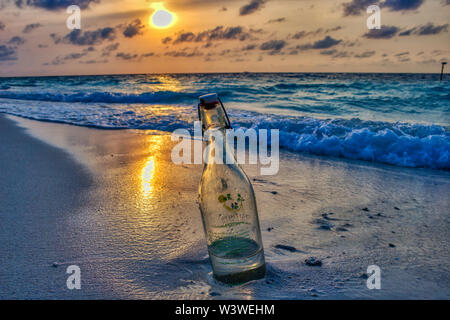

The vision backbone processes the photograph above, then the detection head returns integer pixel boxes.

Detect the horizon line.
[0,71,446,79]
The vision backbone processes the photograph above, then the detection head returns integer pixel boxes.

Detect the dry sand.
[1,114,449,299]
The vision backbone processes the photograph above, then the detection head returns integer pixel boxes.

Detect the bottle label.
[218,193,244,212]
[207,193,252,244]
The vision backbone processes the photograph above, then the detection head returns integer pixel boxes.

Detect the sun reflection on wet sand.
[139,135,166,202]
[141,156,156,197]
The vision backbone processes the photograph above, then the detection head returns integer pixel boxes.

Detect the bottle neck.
[199,101,235,165]
[204,128,235,165]
[199,103,229,133]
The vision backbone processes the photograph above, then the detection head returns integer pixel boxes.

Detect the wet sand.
[1,114,449,299]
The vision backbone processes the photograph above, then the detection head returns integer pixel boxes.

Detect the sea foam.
[1,98,448,170]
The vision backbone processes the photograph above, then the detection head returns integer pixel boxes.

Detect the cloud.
[164,48,203,58]
[52,27,116,46]
[383,0,424,11]
[290,29,322,40]
[431,49,445,56]
[141,52,155,58]
[101,42,119,56]
[79,59,108,64]
[285,48,299,56]
[354,50,376,58]
[113,51,156,62]
[343,0,374,16]
[239,0,265,16]
[326,26,343,32]
[8,36,25,45]
[22,23,42,33]
[260,40,286,51]
[259,40,286,54]
[398,29,414,36]
[320,49,338,55]
[116,52,138,60]
[290,27,341,40]
[198,26,251,41]
[166,26,257,45]
[312,36,342,49]
[0,21,5,31]
[46,47,94,65]
[173,32,195,44]
[0,44,17,61]
[242,44,257,51]
[217,49,231,56]
[400,23,449,36]
[62,52,85,60]
[162,37,172,44]
[123,19,145,38]
[320,49,353,58]
[298,36,342,50]
[333,51,352,58]
[418,58,440,64]
[342,0,424,16]
[341,39,360,47]
[363,25,399,39]
[13,0,100,11]
[267,17,286,24]
[416,23,448,35]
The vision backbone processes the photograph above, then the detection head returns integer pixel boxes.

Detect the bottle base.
[213,263,266,285]
[208,237,266,285]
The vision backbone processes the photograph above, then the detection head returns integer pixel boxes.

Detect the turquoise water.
[0,73,448,169]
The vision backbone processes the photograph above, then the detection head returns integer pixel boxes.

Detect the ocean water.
[0,73,448,170]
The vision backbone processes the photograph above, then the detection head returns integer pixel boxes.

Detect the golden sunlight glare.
[150,2,177,29]
[141,156,155,196]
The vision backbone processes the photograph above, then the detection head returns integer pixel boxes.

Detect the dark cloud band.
[400,23,449,36]
[239,0,265,16]
[165,26,259,45]
[52,27,116,46]
[23,23,42,33]
[363,25,399,39]
[14,0,100,11]
[342,0,424,16]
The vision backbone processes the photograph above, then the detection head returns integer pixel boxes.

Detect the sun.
[150,3,177,29]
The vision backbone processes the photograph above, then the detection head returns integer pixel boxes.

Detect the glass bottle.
[198,93,266,284]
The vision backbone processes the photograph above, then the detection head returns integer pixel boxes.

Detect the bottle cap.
[199,93,219,108]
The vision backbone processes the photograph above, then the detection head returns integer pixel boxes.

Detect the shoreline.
[1,114,449,299]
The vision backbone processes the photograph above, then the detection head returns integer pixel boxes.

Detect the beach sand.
[0,114,449,299]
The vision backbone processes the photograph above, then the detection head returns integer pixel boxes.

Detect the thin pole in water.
[441,62,447,81]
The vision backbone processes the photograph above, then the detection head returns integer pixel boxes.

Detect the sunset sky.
[0,0,449,76]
